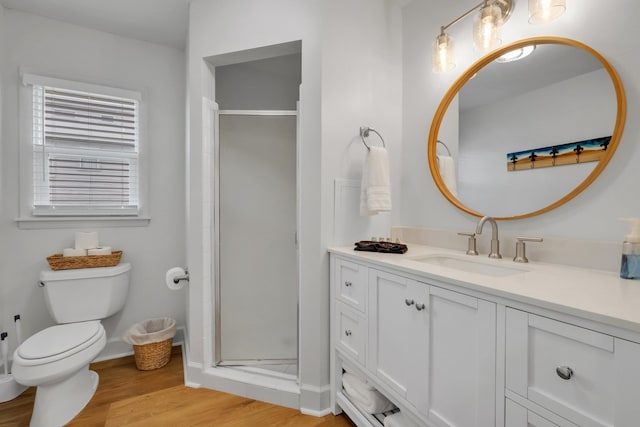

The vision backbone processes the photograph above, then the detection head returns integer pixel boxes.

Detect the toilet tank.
[40,263,131,324]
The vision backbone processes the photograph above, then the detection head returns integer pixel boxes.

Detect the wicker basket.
[133,338,173,371]
[46,250,123,270]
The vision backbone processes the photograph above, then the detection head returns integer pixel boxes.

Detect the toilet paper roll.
[87,246,112,256]
[75,232,99,250]
[166,267,187,290]
[63,248,87,257]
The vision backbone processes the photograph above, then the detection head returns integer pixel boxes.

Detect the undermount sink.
[410,255,529,277]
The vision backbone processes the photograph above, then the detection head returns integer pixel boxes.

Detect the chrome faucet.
[475,216,502,259]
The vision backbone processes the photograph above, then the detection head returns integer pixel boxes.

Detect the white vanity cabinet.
[332,256,498,427]
[331,246,640,427]
[505,308,640,427]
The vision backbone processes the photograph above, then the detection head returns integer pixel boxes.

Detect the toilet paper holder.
[173,270,189,284]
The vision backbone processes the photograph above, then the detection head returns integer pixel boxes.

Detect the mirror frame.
[428,36,627,220]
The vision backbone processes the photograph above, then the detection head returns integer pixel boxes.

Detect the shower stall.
[212,51,302,381]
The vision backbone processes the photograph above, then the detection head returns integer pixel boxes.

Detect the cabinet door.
[427,286,496,427]
[368,269,429,408]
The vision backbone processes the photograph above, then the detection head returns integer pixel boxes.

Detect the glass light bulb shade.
[473,4,502,52]
[432,33,455,73]
[528,0,566,24]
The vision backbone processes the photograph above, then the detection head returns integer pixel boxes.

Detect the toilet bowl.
[12,321,106,427]
[12,263,131,427]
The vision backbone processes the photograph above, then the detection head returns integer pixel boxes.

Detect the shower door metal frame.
[213,109,299,367]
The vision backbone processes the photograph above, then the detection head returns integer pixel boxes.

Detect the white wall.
[0,10,186,357]
[186,0,402,413]
[215,53,301,110]
[323,0,403,247]
[402,0,640,242]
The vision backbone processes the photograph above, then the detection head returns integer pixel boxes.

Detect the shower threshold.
[218,360,298,382]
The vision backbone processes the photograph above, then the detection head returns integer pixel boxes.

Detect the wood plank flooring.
[0,347,354,427]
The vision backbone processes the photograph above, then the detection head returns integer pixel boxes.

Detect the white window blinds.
[31,82,140,216]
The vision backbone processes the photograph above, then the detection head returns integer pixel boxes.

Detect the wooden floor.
[0,347,354,427]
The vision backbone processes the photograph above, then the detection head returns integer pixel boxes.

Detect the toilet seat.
[17,321,105,367]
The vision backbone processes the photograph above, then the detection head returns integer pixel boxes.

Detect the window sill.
[16,216,151,230]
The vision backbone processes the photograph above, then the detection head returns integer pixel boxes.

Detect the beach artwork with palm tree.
[506,136,611,171]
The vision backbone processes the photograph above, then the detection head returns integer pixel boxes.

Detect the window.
[23,74,142,218]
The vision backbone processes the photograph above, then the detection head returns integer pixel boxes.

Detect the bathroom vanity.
[329,245,640,427]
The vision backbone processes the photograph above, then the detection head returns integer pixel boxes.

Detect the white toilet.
[12,263,131,427]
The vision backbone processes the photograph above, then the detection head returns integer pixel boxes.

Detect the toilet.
[12,263,131,427]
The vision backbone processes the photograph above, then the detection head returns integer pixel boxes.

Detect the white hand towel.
[384,412,420,427]
[437,155,457,197]
[360,146,392,216]
[342,372,396,414]
[341,368,376,390]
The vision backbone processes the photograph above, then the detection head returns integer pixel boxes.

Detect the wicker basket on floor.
[133,338,173,371]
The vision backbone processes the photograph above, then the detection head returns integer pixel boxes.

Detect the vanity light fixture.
[433,0,515,73]
[529,0,566,24]
[433,0,567,73]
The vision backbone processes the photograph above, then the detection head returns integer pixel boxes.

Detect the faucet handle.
[513,236,543,263]
[457,232,479,256]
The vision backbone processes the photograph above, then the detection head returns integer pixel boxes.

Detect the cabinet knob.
[415,303,426,311]
[556,366,573,380]
[344,281,352,287]
[344,329,352,336]
[405,298,415,306]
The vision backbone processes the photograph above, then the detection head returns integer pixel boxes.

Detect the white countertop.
[330,244,640,335]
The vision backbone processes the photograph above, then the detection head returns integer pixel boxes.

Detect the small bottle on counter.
[620,218,640,279]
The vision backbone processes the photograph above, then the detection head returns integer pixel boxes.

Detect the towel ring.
[437,140,452,156]
[360,126,386,151]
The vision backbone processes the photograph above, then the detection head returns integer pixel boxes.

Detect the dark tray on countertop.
[354,241,408,254]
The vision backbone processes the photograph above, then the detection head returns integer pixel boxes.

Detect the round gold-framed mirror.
[428,36,626,220]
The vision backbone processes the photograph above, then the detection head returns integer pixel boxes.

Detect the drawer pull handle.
[345,330,352,336]
[405,298,415,306]
[556,366,574,380]
[344,281,352,287]
[415,303,426,311]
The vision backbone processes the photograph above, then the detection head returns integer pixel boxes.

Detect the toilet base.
[29,365,99,427]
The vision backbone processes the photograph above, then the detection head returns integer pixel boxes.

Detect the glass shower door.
[216,112,298,365]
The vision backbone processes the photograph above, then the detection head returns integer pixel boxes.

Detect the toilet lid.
[18,321,103,360]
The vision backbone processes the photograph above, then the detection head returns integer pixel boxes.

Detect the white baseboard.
[299,383,331,416]
[300,407,333,417]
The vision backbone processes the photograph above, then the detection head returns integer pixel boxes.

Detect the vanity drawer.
[506,308,640,427]
[336,302,366,366]
[335,258,367,313]
[506,398,578,427]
